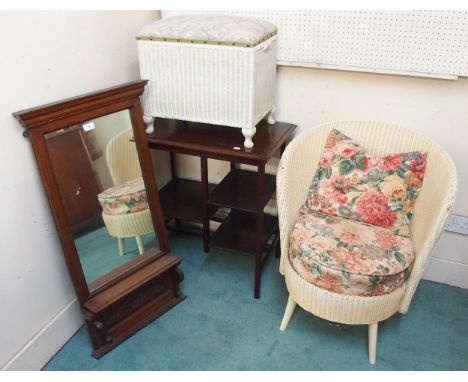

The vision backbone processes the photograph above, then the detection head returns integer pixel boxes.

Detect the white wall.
[0,11,158,370]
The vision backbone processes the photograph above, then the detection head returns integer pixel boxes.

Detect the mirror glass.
[44,110,159,288]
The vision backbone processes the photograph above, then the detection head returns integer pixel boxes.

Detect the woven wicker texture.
[103,129,154,244]
[106,129,142,186]
[137,36,277,130]
[277,121,458,324]
[283,255,406,324]
[102,209,154,238]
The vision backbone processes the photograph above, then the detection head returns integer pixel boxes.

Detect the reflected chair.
[100,128,154,256]
[276,121,457,364]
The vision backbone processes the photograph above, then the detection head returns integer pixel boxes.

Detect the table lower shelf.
[211,212,278,256]
[159,178,216,224]
[208,169,276,213]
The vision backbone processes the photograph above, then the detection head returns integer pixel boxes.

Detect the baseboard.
[1,298,83,371]
[423,257,468,289]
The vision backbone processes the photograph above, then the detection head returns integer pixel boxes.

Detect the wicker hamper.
[137,15,278,148]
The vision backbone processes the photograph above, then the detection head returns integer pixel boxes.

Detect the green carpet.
[44,233,468,370]
[75,227,158,284]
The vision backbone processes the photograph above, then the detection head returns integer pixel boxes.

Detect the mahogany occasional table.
[146,118,296,299]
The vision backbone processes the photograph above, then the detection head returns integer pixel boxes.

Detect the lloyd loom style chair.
[98,128,154,256]
[277,121,458,364]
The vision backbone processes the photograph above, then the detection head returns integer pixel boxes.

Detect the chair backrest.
[278,121,458,313]
[105,128,142,186]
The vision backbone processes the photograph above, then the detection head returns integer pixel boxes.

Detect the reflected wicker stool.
[101,209,154,255]
[99,128,154,256]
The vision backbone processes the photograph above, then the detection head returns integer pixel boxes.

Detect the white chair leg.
[280,295,297,331]
[368,322,378,365]
[136,235,144,255]
[117,237,125,256]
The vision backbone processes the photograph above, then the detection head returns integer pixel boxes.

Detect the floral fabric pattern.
[137,15,278,47]
[98,177,148,215]
[289,212,415,296]
[303,129,427,237]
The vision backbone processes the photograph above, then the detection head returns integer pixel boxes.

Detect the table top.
[146,118,296,164]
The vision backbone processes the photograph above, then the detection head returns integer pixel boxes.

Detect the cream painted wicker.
[277,121,458,364]
[137,15,278,148]
[103,129,154,256]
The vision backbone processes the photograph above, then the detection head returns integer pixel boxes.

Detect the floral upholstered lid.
[98,177,148,215]
[98,177,145,200]
[136,15,278,47]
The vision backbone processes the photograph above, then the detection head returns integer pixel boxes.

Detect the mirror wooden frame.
[13,80,185,358]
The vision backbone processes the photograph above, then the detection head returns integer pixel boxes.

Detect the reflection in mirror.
[45,110,159,287]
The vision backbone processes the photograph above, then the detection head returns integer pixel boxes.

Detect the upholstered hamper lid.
[136,14,277,47]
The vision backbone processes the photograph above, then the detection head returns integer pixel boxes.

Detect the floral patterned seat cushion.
[303,129,427,237]
[98,177,148,215]
[289,212,415,296]
[136,15,278,47]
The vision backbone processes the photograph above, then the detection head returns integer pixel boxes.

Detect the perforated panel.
[162,10,468,79]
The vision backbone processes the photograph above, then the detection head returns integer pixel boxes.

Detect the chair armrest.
[399,150,458,313]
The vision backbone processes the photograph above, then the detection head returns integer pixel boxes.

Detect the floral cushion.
[289,211,415,296]
[303,129,427,237]
[98,177,148,215]
[136,15,277,47]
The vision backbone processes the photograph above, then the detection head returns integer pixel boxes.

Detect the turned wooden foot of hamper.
[241,127,256,149]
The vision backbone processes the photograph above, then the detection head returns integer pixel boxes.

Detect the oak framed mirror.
[13,81,185,358]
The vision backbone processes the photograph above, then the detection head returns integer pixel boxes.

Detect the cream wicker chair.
[277,121,458,364]
[103,128,154,256]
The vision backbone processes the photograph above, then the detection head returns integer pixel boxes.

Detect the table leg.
[275,236,281,258]
[280,142,286,155]
[254,163,265,299]
[169,152,177,179]
[201,154,210,253]
[170,152,181,230]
